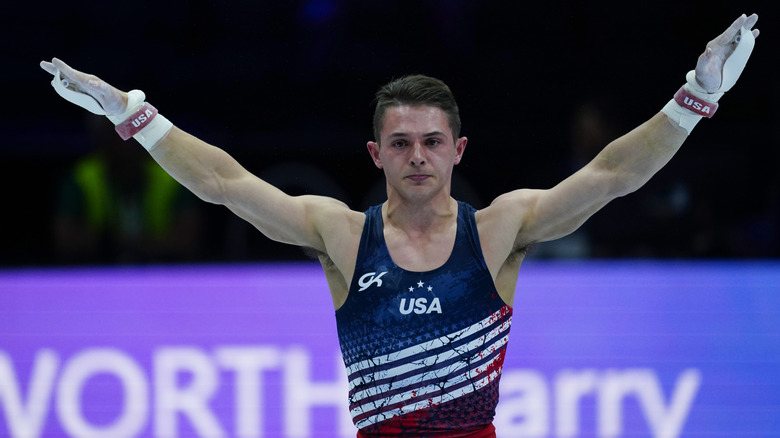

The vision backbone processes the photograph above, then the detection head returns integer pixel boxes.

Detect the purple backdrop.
[1,261,779,437]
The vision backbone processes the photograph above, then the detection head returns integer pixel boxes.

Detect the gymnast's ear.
[367,141,382,168]
[454,136,467,165]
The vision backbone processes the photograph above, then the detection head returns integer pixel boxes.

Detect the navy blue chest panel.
[335,201,513,432]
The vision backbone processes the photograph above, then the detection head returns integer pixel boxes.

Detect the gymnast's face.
[366,105,467,202]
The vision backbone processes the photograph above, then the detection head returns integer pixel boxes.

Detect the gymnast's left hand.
[694,13,759,93]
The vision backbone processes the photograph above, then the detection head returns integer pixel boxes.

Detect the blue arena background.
[2,260,779,437]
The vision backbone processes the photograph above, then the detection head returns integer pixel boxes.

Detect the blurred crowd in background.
[2,1,777,266]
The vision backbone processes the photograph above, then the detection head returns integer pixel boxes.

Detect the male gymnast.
[41,13,759,437]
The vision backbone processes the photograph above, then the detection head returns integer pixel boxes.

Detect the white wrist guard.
[661,75,718,134]
[51,72,172,151]
[662,24,756,134]
[108,90,173,151]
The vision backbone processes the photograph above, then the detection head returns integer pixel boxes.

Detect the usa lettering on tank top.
[336,201,513,436]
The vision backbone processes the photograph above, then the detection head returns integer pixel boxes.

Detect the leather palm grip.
[51,70,106,115]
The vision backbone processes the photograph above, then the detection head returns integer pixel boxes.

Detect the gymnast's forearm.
[148,126,250,205]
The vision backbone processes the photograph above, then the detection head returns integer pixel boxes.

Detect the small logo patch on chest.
[358,271,388,291]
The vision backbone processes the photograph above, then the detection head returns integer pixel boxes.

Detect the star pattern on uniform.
[408,280,434,292]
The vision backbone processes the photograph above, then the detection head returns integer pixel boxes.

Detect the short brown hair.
[372,75,461,144]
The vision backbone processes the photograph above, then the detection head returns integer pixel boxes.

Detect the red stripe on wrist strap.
[115,103,158,140]
[673,87,718,118]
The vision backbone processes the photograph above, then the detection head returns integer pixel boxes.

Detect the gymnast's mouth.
[405,174,431,182]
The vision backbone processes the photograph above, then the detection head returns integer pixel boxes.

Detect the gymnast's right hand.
[40,57,128,116]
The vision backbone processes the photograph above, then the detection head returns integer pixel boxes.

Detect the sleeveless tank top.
[336,201,513,436]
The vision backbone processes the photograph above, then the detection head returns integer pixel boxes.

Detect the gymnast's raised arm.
[478,14,759,269]
[39,58,361,258]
